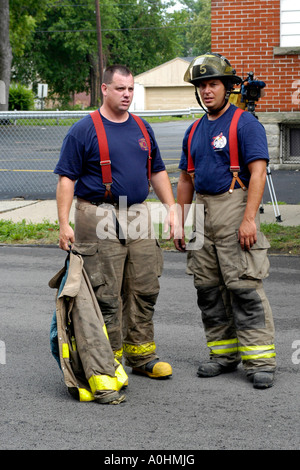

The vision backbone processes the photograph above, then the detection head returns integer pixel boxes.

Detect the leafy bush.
[9,82,35,110]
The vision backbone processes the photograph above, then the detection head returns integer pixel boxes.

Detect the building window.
[281,124,300,163]
[281,0,300,47]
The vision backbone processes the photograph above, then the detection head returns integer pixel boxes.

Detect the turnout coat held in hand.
[49,251,128,402]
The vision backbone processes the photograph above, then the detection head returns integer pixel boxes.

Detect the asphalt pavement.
[0,247,299,452]
[0,164,299,453]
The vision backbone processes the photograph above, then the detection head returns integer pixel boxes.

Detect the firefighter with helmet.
[174,53,276,389]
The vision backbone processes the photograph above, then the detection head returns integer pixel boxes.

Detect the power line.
[47,3,152,6]
[36,23,208,33]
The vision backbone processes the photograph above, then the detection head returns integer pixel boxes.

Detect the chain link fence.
[0,111,91,199]
[1,110,300,200]
[0,110,198,200]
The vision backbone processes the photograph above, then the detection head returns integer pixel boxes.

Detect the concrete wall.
[258,112,300,167]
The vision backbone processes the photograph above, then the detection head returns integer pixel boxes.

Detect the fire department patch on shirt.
[211,132,227,150]
[138,137,149,151]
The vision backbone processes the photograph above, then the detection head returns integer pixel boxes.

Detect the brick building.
[211,0,300,112]
[211,0,300,165]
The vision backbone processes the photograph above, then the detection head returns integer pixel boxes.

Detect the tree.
[11,0,98,106]
[10,0,210,107]
[110,0,180,74]
[0,0,12,111]
[12,0,123,107]
[186,0,211,55]
[12,0,181,107]
[178,0,211,56]
[1,0,57,110]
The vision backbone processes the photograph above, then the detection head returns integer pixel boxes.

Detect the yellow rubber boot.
[132,359,172,379]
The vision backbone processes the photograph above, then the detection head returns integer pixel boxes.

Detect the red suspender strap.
[187,108,247,193]
[90,110,152,192]
[131,113,152,185]
[90,110,112,187]
[229,107,244,172]
[228,107,246,193]
[187,118,201,174]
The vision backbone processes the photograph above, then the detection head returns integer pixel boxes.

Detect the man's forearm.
[238,159,267,250]
[150,170,175,207]
[174,171,194,251]
[243,171,266,222]
[176,171,194,226]
[56,176,76,250]
[56,175,75,226]
[150,170,178,239]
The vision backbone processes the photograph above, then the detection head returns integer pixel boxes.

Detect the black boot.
[197,361,238,377]
[251,371,274,389]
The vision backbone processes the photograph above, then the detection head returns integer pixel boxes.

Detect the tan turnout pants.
[187,189,276,374]
[73,199,164,368]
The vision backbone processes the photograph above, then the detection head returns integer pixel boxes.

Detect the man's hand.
[59,223,75,251]
[174,233,186,252]
[238,218,257,251]
[238,159,267,251]
[164,203,181,241]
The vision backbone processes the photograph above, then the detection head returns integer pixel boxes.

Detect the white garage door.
[145,87,197,110]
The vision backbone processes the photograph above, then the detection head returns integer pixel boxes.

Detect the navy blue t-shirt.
[179,105,269,194]
[54,112,165,206]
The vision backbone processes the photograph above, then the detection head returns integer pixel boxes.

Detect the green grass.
[3,118,82,127]
[2,113,204,128]
[260,223,300,255]
[0,219,299,254]
[0,219,63,245]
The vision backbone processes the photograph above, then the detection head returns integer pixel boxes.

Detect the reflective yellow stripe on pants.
[207,338,239,355]
[114,347,123,361]
[208,339,276,361]
[123,341,156,357]
[239,344,276,361]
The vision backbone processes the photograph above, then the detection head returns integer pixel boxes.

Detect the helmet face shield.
[184,53,242,87]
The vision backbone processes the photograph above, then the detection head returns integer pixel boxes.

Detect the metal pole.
[266,165,282,222]
[247,102,282,223]
[95,0,103,104]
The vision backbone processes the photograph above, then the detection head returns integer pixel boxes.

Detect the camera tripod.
[261,166,282,222]
[247,102,282,222]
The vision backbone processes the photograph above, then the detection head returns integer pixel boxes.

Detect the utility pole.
[95,0,103,104]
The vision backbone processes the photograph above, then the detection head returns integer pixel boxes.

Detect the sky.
[164,1,184,13]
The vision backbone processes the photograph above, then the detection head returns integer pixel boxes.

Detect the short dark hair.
[103,65,133,84]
